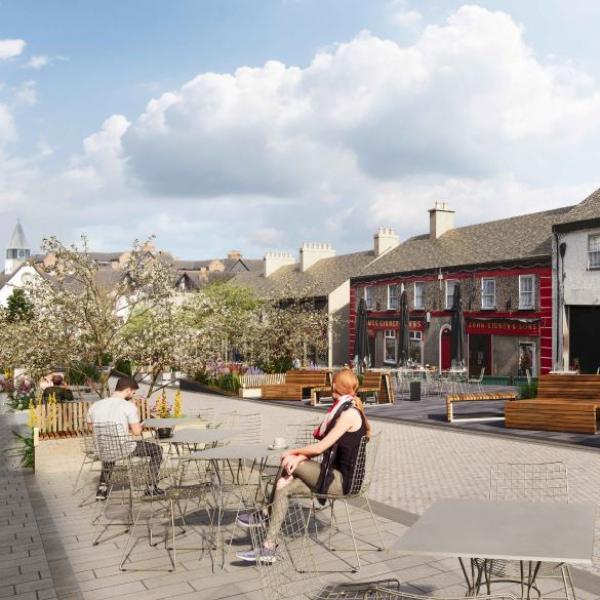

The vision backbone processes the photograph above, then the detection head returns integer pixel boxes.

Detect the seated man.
[87,377,163,500]
[42,373,74,402]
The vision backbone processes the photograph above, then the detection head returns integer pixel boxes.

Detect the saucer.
[268,444,288,450]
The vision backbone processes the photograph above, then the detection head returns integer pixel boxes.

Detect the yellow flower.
[173,389,182,418]
[27,399,37,428]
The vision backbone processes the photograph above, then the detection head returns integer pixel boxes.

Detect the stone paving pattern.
[3,388,600,599]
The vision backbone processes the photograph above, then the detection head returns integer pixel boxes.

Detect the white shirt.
[87,395,140,436]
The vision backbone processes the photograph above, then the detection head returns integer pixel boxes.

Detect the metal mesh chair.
[73,423,101,495]
[197,408,217,425]
[221,411,262,445]
[372,592,516,600]
[119,441,215,572]
[249,502,400,600]
[293,433,385,573]
[475,462,574,600]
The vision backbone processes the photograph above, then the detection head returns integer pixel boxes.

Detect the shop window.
[414,282,425,310]
[384,329,397,363]
[481,278,496,309]
[518,342,536,377]
[445,280,458,309]
[519,275,535,309]
[387,284,399,310]
[409,330,423,364]
[363,286,373,310]
[588,234,600,269]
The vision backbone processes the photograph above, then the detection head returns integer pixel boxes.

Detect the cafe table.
[143,417,205,428]
[393,498,595,598]
[185,444,282,567]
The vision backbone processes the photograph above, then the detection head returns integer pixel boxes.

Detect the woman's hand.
[281,454,303,474]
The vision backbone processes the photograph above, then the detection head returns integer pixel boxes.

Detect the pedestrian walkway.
[0,405,59,600]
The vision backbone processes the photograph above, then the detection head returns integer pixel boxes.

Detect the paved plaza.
[2,390,600,599]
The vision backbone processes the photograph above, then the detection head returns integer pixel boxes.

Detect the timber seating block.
[446,391,518,422]
[309,371,393,406]
[260,370,331,401]
[504,374,600,434]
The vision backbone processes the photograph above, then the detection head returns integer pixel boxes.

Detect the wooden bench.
[261,370,331,401]
[505,374,600,434]
[446,391,518,422]
[310,371,393,406]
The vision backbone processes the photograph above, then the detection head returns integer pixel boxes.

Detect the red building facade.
[350,261,552,377]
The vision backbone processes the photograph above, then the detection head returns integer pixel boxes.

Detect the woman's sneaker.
[236,512,266,529]
[95,484,108,501]
[236,547,279,564]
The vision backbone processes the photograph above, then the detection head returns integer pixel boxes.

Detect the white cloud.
[2,5,600,258]
[25,55,48,70]
[389,0,422,27]
[0,39,26,60]
[14,80,37,106]
[0,103,16,145]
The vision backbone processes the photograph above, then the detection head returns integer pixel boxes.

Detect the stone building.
[350,202,577,377]
[552,188,600,373]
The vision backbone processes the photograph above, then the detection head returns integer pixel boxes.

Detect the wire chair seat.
[472,462,574,599]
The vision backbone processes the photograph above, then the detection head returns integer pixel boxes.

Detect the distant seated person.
[41,373,74,402]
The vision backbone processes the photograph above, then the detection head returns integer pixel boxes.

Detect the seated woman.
[41,373,74,402]
[236,368,371,563]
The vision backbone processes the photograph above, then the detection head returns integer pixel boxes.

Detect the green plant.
[518,380,538,399]
[8,391,36,411]
[66,363,101,385]
[5,429,35,469]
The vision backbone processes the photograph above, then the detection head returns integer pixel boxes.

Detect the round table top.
[187,444,281,461]
[166,428,238,444]
[143,417,204,428]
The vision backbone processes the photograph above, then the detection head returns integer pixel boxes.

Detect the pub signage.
[466,319,539,336]
[367,319,425,332]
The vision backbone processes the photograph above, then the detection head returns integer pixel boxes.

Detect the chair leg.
[342,500,360,573]
[363,497,385,551]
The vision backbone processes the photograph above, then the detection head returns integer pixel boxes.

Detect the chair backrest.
[347,432,381,497]
[93,430,133,464]
[361,372,382,388]
[223,411,262,444]
[285,422,319,447]
[197,408,216,423]
[489,462,569,503]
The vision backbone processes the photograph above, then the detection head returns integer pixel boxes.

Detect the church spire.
[5,220,30,275]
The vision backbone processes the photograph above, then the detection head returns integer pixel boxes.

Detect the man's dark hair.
[52,373,64,386]
[115,377,139,392]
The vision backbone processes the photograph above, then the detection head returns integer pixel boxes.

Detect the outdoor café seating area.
[49,389,596,600]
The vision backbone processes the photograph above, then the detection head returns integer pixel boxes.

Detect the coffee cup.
[272,437,286,449]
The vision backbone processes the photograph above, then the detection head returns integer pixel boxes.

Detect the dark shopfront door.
[469,334,492,377]
[569,306,600,374]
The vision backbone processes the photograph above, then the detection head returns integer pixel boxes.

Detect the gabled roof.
[358,206,574,279]
[232,251,374,300]
[557,187,600,225]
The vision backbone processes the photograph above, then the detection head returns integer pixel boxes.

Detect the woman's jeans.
[266,459,343,544]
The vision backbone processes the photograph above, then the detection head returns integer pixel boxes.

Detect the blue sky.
[1,1,600,259]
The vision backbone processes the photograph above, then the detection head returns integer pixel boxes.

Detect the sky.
[1,0,600,259]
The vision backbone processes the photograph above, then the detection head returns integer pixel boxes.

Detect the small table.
[168,428,237,445]
[393,498,595,596]
[143,417,205,428]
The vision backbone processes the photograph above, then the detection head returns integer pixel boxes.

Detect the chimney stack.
[263,251,295,277]
[374,227,399,257]
[227,250,242,261]
[428,202,455,239]
[299,242,335,272]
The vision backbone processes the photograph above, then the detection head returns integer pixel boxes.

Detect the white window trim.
[481,278,496,310]
[387,284,399,310]
[588,233,600,270]
[383,329,397,364]
[445,279,458,310]
[363,286,373,310]
[518,274,535,310]
[414,281,425,310]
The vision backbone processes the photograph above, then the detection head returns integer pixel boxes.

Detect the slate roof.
[557,187,600,225]
[358,206,574,279]
[232,251,374,300]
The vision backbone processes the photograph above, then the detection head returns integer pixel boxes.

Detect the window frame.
[445,279,458,310]
[481,278,496,310]
[387,284,399,310]
[383,329,397,364]
[363,286,373,310]
[414,281,425,310]
[588,234,600,270]
[518,274,535,310]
